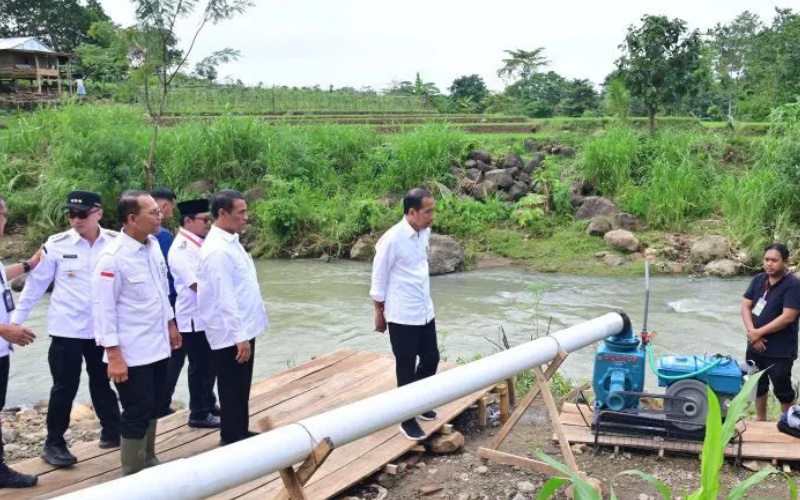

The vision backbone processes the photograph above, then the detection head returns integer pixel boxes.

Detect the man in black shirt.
[742,243,800,421]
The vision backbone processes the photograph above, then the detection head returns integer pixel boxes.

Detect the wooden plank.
[476,448,561,476]
[13,351,361,478]
[231,387,489,500]
[276,467,308,500]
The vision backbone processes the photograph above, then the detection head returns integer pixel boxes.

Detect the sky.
[97,0,792,92]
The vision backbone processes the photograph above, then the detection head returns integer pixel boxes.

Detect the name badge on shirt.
[752,298,767,317]
[62,254,78,259]
[3,289,15,313]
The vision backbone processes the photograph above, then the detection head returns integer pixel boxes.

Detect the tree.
[617,15,702,133]
[0,0,109,52]
[193,49,239,82]
[710,11,762,119]
[505,71,568,117]
[448,74,488,112]
[131,0,251,189]
[74,21,131,83]
[561,79,600,116]
[384,73,439,97]
[497,48,548,83]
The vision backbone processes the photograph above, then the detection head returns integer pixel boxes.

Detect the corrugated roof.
[0,37,55,53]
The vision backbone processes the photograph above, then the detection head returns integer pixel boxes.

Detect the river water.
[5,260,754,407]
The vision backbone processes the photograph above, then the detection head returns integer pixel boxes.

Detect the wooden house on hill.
[0,37,75,94]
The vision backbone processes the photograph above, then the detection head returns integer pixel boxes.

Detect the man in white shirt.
[162,198,220,429]
[0,194,42,489]
[370,187,440,441]
[198,189,268,445]
[93,190,182,475]
[12,191,122,467]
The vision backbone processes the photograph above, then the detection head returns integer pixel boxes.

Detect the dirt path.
[339,401,797,500]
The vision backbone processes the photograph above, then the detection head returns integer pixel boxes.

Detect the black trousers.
[115,358,169,439]
[46,336,121,446]
[0,355,8,465]
[213,339,255,444]
[159,331,217,419]
[388,319,440,387]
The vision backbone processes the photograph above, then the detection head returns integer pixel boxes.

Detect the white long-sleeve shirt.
[168,228,205,332]
[197,225,268,350]
[0,264,10,358]
[370,218,435,326]
[92,231,174,367]
[11,227,118,338]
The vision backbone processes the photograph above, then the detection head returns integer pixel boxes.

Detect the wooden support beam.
[560,381,591,405]
[382,462,406,475]
[35,55,41,93]
[477,448,562,477]
[484,351,568,453]
[534,365,579,474]
[261,415,335,500]
[437,424,453,435]
[477,396,488,428]
[506,376,517,406]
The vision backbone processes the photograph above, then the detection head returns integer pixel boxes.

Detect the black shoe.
[219,431,259,446]
[399,419,426,441]
[40,443,78,467]
[210,404,221,417]
[188,414,220,429]
[0,464,38,488]
[98,436,120,449]
[418,410,437,421]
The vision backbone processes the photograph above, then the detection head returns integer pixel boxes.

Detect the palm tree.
[497,48,549,83]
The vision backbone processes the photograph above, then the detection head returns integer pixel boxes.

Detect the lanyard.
[763,271,789,299]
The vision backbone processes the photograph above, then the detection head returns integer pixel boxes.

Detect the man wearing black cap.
[12,190,122,467]
[162,199,220,428]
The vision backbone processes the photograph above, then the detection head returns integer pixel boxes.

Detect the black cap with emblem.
[65,190,102,212]
[177,198,210,216]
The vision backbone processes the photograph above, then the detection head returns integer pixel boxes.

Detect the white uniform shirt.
[370,218,435,326]
[11,228,117,338]
[168,228,205,332]
[0,264,11,358]
[197,225,268,350]
[92,231,174,367]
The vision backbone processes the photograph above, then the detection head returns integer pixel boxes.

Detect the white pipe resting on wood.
[55,312,626,500]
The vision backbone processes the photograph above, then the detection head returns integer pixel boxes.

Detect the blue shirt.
[155,226,177,306]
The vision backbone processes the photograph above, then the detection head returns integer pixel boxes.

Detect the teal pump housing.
[592,314,646,412]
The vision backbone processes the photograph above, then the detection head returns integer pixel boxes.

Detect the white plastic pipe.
[56,312,626,500]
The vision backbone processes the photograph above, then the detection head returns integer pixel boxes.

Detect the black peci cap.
[177,198,210,217]
[65,191,102,212]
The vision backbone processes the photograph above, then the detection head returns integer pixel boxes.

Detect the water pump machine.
[591,263,746,434]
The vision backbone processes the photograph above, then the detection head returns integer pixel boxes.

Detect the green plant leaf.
[789,471,799,500]
[698,385,723,499]
[535,452,602,499]
[537,477,569,500]
[725,466,779,500]
[618,470,672,499]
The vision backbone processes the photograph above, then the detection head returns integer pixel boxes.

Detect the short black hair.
[210,189,245,219]
[403,187,433,215]
[764,243,790,262]
[151,187,176,202]
[118,189,149,225]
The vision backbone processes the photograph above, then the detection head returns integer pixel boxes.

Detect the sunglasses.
[67,209,99,220]
[192,216,212,224]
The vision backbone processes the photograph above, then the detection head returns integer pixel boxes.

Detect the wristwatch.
[20,260,30,273]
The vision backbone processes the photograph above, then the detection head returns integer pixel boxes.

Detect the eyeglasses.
[67,209,99,220]
[192,216,212,224]
[139,208,162,218]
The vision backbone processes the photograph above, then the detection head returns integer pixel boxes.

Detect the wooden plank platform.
[557,403,800,460]
[8,349,490,499]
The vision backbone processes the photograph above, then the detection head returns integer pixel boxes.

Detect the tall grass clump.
[579,126,642,196]
[376,125,469,193]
